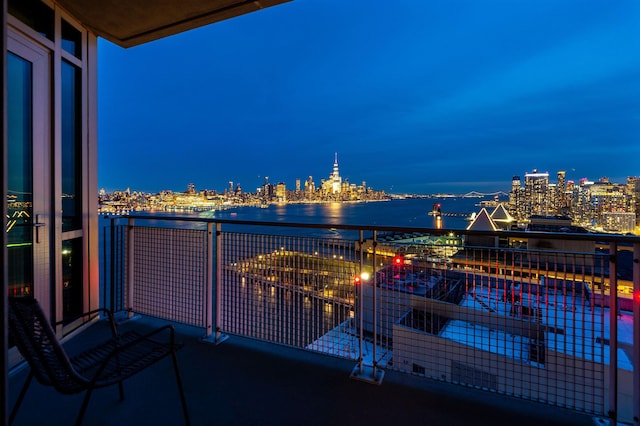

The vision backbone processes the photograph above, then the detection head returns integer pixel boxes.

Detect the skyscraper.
[331,152,342,194]
[556,171,566,214]
[509,175,522,218]
[524,170,550,216]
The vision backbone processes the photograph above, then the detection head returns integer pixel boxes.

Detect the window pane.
[61,60,83,232]
[62,20,82,59]
[7,52,34,298]
[62,238,83,323]
[8,0,54,41]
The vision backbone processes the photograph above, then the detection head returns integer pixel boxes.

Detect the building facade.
[1,1,289,422]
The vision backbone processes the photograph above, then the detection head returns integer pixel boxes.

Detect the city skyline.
[101,160,636,197]
[98,0,640,194]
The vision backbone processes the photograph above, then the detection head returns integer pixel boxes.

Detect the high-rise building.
[508,175,522,218]
[626,176,640,225]
[556,171,566,214]
[524,170,550,216]
[276,182,287,202]
[330,152,342,194]
[305,176,315,193]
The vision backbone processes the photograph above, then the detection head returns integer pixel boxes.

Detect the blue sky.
[98,0,640,194]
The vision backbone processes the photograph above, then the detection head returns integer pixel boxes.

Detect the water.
[197,197,486,230]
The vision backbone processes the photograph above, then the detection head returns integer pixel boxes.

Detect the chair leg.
[76,387,95,426]
[171,351,190,426]
[9,370,34,425]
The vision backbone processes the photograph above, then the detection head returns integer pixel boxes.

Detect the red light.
[634,291,640,304]
[393,256,403,265]
[354,276,361,285]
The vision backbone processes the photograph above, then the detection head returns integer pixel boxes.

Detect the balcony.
[10,215,640,425]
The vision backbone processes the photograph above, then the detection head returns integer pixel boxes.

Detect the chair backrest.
[8,297,87,394]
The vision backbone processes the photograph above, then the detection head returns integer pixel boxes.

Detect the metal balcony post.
[351,230,383,384]
[109,216,115,311]
[371,231,378,378]
[633,242,639,426]
[203,222,214,340]
[213,222,228,344]
[126,218,135,317]
[609,242,618,424]
[358,230,364,374]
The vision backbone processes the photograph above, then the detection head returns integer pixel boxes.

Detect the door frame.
[7,28,53,366]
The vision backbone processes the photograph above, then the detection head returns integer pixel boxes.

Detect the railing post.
[633,242,639,426]
[351,230,383,384]
[609,242,618,425]
[204,222,228,345]
[372,230,378,377]
[202,222,214,340]
[357,230,364,374]
[109,216,115,311]
[126,218,135,318]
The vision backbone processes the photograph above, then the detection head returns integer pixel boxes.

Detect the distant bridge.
[461,191,508,198]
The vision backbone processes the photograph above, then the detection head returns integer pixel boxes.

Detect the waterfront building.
[276,182,287,203]
[556,170,567,214]
[508,175,523,219]
[330,152,342,194]
[507,169,639,233]
[603,212,636,233]
[524,170,550,217]
[304,176,315,194]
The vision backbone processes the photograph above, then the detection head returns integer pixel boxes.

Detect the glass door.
[7,34,52,319]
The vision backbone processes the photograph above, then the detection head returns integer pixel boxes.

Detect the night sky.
[97,0,640,195]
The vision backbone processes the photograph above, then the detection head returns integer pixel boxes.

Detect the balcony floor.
[9,316,597,426]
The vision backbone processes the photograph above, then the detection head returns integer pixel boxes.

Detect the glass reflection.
[62,238,83,323]
[7,52,34,297]
[61,60,82,231]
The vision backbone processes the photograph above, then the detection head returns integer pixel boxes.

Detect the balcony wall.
[100,215,639,423]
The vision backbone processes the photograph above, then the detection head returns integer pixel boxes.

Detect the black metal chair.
[8,297,190,426]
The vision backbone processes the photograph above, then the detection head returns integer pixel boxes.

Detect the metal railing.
[100,215,640,425]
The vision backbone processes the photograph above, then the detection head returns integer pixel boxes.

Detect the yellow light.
[361,272,370,281]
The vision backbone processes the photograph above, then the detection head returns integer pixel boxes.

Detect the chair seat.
[71,330,180,387]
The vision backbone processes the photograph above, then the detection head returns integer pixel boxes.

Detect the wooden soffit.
[56,0,291,48]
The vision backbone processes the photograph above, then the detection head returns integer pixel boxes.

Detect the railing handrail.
[104,213,640,244]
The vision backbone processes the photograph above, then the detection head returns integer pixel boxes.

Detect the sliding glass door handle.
[33,214,46,243]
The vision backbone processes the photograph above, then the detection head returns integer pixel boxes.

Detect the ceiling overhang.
[55,0,291,48]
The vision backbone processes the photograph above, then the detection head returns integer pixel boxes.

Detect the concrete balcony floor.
[9,316,596,426]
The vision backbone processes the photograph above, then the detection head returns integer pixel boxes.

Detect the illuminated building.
[508,175,523,219]
[328,152,342,194]
[556,171,566,214]
[276,182,287,203]
[524,170,550,216]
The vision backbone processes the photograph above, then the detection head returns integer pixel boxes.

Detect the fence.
[101,215,640,424]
